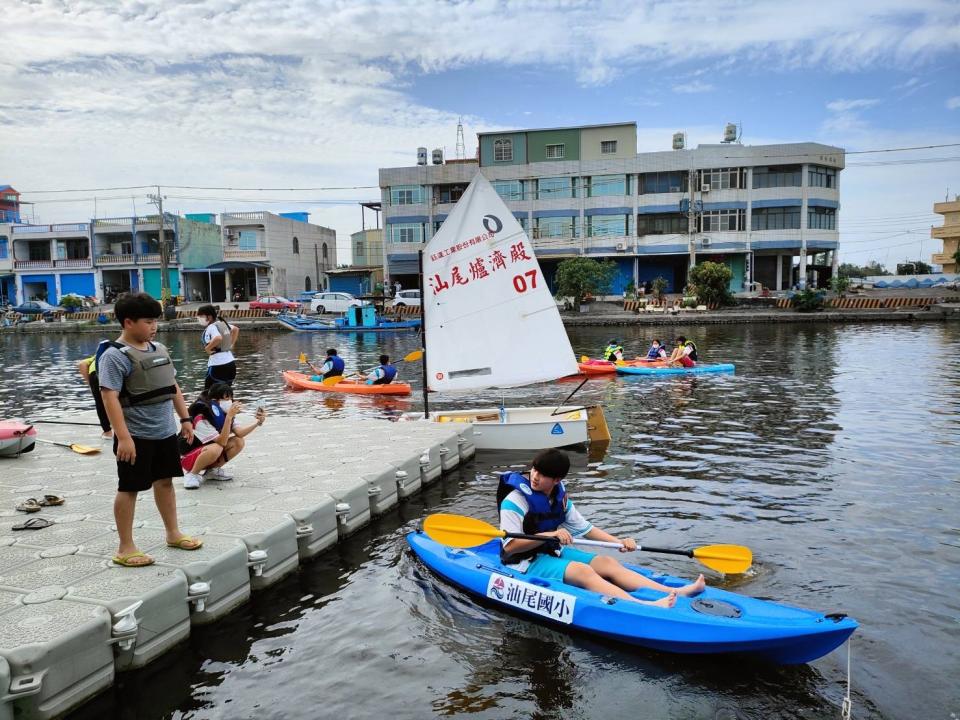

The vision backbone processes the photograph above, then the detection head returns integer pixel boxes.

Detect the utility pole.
[147,186,171,302]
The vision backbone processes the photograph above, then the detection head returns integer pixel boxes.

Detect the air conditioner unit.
[701,183,711,193]
[615,242,627,251]
[701,237,711,247]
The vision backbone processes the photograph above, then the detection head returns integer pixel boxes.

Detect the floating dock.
[0,413,473,720]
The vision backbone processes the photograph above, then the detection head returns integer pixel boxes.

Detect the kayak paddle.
[422,513,752,575]
[35,438,101,455]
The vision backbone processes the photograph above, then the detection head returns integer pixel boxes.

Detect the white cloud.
[825,98,880,113]
[672,80,714,94]
[947,96,960,109]
[822,98,881,134]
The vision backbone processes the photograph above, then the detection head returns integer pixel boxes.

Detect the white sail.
[423,173,578,392]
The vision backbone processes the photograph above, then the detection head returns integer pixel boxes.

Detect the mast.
[419,249,429,419]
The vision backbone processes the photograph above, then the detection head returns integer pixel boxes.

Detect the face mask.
[198,317,210,327]
[218,400,233,411]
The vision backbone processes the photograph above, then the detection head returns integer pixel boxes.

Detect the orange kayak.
[577,359,618,375]
[282,370,412,396]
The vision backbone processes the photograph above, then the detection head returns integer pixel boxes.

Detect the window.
[292,236,299,254]
[589,215,627,237]
[753,165,802,189]
[600,140,617,154]
[808,207,837,230]
[0,239,6,259]
[534,216,578,239]
[492,180,524,201]
[3,194,16,202]
[700,209,745,232]
[434,183,467,204]
[305,276,312,291]
[28,242,51,261]
[700,168,744,190]
[640,171,688,194]
[808,166,837,188]
[390,185,425,205]
[537,177,575,200]
[322,242,329,261]
[388,223,423,244]
[545,144,565,159]
[238,230,257,250]
[517,216,529,233]
[751,207,801,231]
[355,240,364,257]
[588,175,628,197]
[493,138,513,162]
[637,213,686,235]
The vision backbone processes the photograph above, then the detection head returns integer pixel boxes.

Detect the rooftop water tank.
[417,147,427,166]
[432,148,443,165]
[672,132,685,150]
[722,123,737,143]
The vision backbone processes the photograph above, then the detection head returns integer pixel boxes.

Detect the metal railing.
[222,211,266,222]
[224,249,268,259]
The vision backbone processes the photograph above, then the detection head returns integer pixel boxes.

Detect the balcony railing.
[222,211,266,222]
[14,259,54,270]
[55,258,94,268]
[136,253,161,263]
[224,248,268,260]
[96,254,136,265]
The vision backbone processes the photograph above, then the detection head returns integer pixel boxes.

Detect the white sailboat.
[403,173,609,451]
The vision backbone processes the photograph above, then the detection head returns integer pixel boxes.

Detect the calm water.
[1,322,957,719]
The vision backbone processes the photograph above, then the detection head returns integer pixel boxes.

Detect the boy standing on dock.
[98,292,203,567]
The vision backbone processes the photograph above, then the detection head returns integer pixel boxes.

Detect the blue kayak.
[407,532,856,664]
[616,363,735,376]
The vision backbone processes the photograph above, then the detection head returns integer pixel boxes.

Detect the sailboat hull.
[402,406,588,451]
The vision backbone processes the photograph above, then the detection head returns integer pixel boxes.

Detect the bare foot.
[677,573,706,597]
[645,591,677,608]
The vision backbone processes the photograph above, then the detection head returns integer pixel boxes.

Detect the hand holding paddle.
[422,513,752,575]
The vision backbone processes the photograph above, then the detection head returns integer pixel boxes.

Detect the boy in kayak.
[668,335,698,367]
[308,348,345,381]
[499,449,705,607]
[603,340,624,362]
[365,355,397,385]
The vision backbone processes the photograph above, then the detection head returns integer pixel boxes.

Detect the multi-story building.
[11,222,96,303]
[218,211,336,299]
[0,185,22,224]
[0,223,14,304]
[92,213,180,300]
[351,228,383,267]
[379,122,842,293]
[931,196,959,274]
[324,228,384,296]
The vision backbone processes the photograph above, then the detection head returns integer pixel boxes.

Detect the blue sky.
[2,0,959,268]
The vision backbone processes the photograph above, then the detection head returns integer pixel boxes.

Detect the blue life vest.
[497,472,568,561]
[372,364,397,385]
[324,355,345,379]
[646,345,662,359]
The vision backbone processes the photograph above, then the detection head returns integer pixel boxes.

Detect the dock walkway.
[0,413,473,720]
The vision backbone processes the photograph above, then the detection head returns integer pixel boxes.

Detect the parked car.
[249,296,301,312]
[12,300,63,317]
[387,289,421,308]
[310,292,368,314]
[296,291,319,303]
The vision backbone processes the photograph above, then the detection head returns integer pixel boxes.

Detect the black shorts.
[113,434,184,492]
[205,361,237,389]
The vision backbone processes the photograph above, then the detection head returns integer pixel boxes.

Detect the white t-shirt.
[202,323,235,367]
[499,486,593,571]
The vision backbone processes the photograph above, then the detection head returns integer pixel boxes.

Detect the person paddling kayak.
[644,338,668,361]
[498,449,705,607]
[365,354,397,385]
[603,340,624,362]
[308,348,345,381]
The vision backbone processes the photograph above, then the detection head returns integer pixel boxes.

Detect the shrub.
[651,276,668,304]
[60,295,83,311]
[831,276,851,295]
[555,258,616,308]
[793,288,825,312]
[688,261,733,307]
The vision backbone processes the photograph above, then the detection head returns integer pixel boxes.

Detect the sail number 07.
[512,270,538,293]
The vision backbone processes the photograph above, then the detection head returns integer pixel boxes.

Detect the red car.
[249,295,301,311]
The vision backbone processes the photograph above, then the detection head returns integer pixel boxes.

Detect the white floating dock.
[0,413,473,719]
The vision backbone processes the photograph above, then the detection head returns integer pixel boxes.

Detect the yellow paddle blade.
[403,349,424,362]
[298,352,307,364]
[70,444,101,455]
[692,544,752,574]
[423,513,505,548]
[580,355,589,363]
[321,375,345,385]
[615,360,626,366]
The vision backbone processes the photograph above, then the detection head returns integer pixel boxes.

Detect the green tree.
[897,260,933,275]
[688,261,733,307]
[554,258,616,308]
[838,262,866,279]
[831,275,851,295]
[651,276,668,304]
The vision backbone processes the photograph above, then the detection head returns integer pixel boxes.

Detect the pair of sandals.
[113,535,204,567]
[15,495,64,513]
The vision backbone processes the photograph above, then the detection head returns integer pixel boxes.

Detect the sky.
[2,0,959,269]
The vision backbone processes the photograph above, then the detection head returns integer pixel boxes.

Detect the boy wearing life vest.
[197,304,239,389]
[308,348,345,381]
[365,354,397,385]
[98,292,203,567]
[668,336,698,367]
[498,449,705,607]
[603,340,624,362]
